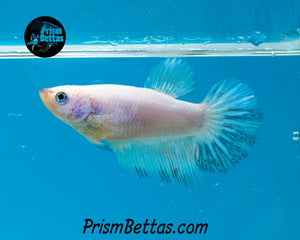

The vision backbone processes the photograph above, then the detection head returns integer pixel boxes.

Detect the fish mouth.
[39,88,54,110]
[39,88,47,98]
[39,88,55,100]
[39,88,48,101]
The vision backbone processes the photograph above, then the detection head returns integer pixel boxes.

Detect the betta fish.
[39,59,262,186]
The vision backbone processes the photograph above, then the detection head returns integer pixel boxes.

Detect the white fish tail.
[197,78,262,172]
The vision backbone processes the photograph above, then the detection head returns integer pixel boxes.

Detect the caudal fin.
[197,78,262,172]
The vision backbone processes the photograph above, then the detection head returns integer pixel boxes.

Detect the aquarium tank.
[0,0,299,239]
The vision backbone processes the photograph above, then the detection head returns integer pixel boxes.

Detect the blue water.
[0,56,299,239]
[2,0,300,44]
[1,0,300,239]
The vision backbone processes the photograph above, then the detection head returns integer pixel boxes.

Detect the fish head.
[39,86,92,124]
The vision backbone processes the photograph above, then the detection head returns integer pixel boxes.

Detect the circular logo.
[24,16,66,58]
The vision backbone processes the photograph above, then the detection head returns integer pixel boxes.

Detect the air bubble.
[292,131,299,141]
[248,31,265,46]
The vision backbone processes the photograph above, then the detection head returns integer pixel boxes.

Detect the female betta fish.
[39,59,262,186]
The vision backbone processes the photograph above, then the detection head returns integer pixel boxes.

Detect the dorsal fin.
[144,58,197,98]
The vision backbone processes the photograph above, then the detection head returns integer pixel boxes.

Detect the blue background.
[1,0,300,44]
[0,0,300,239]
[0,57,299,240]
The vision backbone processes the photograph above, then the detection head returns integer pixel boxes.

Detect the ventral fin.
[85,136,112,151]
[144,58,197,98]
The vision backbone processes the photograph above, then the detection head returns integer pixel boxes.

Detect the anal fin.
[109,136,202,186]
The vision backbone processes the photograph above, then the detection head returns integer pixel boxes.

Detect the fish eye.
[55,92,68,103]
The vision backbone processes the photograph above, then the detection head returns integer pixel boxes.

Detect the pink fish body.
[40,59,262,185]
[41,85,206,140]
